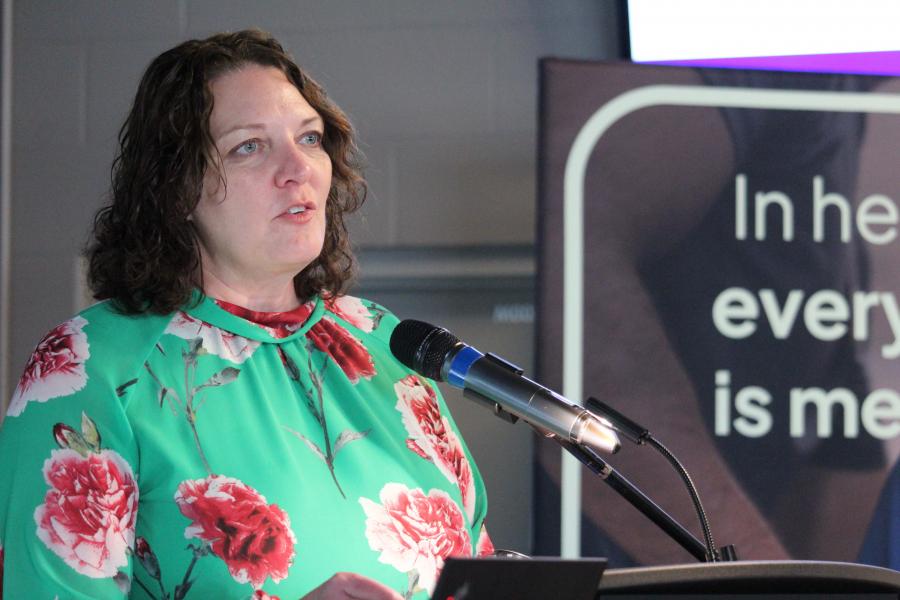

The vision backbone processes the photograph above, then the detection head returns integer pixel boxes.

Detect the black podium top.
[597,560,900,595]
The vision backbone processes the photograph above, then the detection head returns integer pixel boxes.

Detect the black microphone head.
[390,319,460,381]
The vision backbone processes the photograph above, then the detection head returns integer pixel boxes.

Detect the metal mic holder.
[555,437,711,562]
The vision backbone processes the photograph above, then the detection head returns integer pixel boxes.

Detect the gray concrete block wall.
[4,0,622,554]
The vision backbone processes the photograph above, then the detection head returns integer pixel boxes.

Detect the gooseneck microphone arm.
[555,438,711,562]
[586,398,734,562]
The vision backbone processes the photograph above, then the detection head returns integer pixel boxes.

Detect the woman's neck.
[200,267,301,312]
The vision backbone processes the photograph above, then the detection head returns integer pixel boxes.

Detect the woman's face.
[192,65,332,292]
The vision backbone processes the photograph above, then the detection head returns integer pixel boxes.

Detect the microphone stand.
[458,353,720,561]
[585,398,738,563]
[554,438,711,562]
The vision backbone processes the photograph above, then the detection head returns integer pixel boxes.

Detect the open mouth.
[287,206,307,214]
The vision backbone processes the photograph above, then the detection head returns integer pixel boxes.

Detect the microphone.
[390,319,620,455]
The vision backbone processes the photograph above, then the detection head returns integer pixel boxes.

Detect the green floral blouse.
[0,293,491,599]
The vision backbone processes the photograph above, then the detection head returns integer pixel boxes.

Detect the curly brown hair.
[87,29,366,314]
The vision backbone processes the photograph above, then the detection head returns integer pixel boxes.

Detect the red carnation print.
[325,295,375,333]
[406,437,430,459]
[360,483,472,595]
[395,376,476,521]
[165,312,259,363]
[440,437,475,522]
[252,591,282,600]
[307,317,375,383]
[34,448,138,578]
[8,316,90,417]
[175,475,296,590]
[475,526,495,556]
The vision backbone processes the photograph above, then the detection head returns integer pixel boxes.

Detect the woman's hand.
[302,572,405,600]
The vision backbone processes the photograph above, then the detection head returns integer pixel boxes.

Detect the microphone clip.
[585,397,649,445]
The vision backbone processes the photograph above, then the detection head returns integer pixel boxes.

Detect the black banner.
[536,59,900,566]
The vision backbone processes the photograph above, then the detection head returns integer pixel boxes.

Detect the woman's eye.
[234,140,259,155]
[300,132,322,146]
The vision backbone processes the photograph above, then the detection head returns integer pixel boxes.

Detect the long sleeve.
[0,313,142,598]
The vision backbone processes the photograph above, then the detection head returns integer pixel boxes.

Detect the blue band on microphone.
[447,345,483,388]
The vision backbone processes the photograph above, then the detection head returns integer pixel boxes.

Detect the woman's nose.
[274,143,312,187]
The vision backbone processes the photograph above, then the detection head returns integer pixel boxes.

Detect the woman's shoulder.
[5,301,176,418]
[78,298,176,325]
[77,299,176,340]
[41,300,177,376]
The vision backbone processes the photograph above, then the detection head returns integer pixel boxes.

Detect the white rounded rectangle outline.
[561,83,900,558]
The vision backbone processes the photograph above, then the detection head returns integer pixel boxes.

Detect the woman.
[0,30,491,599]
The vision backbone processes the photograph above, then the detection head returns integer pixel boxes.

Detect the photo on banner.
[535,59,900,566]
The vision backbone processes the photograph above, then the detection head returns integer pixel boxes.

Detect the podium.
[597,560,900,597]
[433,558,900,598]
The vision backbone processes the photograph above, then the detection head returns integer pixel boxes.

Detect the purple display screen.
[647,50,900,77]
